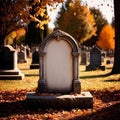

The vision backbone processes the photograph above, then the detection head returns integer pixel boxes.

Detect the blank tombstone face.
[45,39,73,93]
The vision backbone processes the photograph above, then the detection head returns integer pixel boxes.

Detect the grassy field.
[80,65,120,91]
[0,58,120,92]
[0,58,120,120]
[0,58,39,92]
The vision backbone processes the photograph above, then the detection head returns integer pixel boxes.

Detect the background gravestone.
[30,50,39,69]
[86,45,105,71]
[80,51,88,65]
[27,30,93,109]
[0,45,24,80]
[26,45,31,58]
[0,46,13,70]
[17,45,27,63]
[17,50,27,63]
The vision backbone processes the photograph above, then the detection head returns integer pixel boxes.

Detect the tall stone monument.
[27,30,93,109]
[0,45,24,80]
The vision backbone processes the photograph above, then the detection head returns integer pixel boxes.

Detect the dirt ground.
[0,89,120,120]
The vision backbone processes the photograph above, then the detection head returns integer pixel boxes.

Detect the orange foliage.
[29,0,64,30]
[6,28,26,44]
[97,25,115,50]
[16,28,26,40]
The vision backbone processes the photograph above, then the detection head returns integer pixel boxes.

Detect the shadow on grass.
[19,68,30,70]
[0,100,63,118]
[0,100,46,118]
[104,79,120,82]
[80,73,110,79]
[0,100,27,117]
[106,67,113,70]
[0,99,120,120]
[70,102,120,120]
[25,74,39,77]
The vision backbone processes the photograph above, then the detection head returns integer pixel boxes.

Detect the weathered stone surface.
[38,30,81,94]
[26,92,93,109]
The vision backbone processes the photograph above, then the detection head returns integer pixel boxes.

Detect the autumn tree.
[26,0,65,46]
[6,28,26,46]
[82,7,108,46]
[96,25,115,50]
[0,0,29,47]
[54,0,96,44]
[0,0,64,47]
[25,0,45,46]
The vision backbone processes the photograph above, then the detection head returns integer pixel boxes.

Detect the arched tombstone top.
[40,30,80,55]
[90,45,101,54]
[38,30,81,94]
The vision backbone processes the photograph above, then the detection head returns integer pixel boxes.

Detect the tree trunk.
[111,0,120,74]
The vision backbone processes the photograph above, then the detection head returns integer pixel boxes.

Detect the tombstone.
[106,60,111,64]
[80,51,88,65]
[26,45,31,58]
[30,50,39,69]
[17,44,28,63]
[31,46,39,53]
[106,49,114,58]
[106,58,114,64]
[0,45,24,80]
[86,46,105,71]
[20,44,26,51]
[17,50,27,63]
[101,51,106,58]
[27,30,93,109]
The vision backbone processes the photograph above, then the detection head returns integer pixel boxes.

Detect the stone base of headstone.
[0,69,24,80]
[18,59,28,63]
[30,64,39,69]
[86,65,105,71]
[26,92,93,109]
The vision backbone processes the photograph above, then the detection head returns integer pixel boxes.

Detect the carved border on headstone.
[40,30,79,53]
[37,30,81,94]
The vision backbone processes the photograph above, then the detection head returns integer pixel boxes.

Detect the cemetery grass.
[0,59,120,120]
